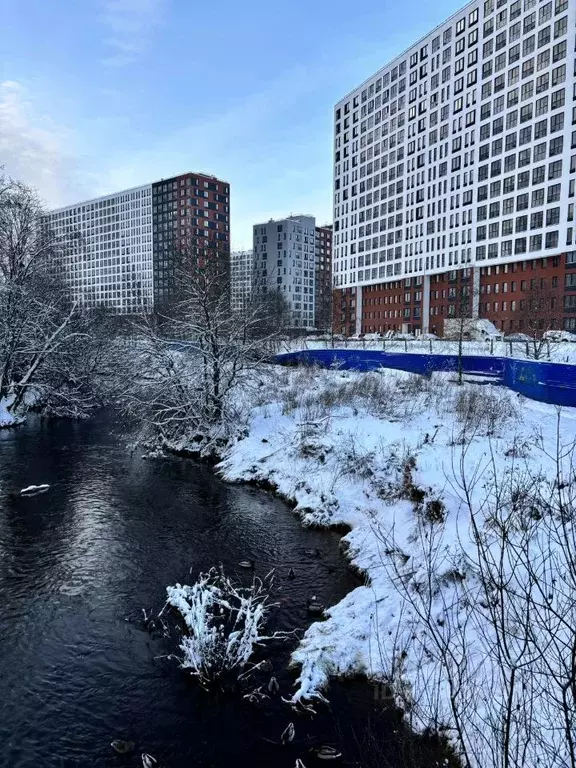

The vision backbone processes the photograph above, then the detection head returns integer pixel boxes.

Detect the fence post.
[429,339,433,354]
[404,339,408,353]
[490,339,494,355]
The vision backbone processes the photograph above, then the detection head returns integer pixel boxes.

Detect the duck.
[142,754,158,768]
[110,739,135,755]
[238,559,255,569]
[281,722,295,745]
[267,675,280,694]
[304,548,322,558]
[306,596,325,616]
[314,745,342,760]
[288,567,296,580]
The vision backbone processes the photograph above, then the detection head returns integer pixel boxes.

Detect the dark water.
[0,414,366,768]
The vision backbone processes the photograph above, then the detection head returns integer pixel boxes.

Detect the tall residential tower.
[42,172,230,314]
[333,0,576,335]
[253,215,316,328]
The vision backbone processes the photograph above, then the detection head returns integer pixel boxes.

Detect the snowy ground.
[282,337,576,363]
[219,364,576,767]
[0,396,24,428]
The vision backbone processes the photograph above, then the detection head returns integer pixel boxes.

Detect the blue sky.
[1,0,463,248]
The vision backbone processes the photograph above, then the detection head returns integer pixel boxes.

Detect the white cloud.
[100,0,164,66]
[0,80,87,208]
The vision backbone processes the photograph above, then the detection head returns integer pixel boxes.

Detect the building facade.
[253,215,316,328]
[315,225,333,329]
[231,249,254,312]
[333,0,576,334]
[42,172,230,314]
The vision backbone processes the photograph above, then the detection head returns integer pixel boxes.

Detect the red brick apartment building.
[335,253,576,337]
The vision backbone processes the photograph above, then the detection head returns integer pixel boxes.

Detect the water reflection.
[0,415,360,767]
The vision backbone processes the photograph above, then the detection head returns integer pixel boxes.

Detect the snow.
[283,336,576,363]
[20,484,50,495]
[218,364,576,766]
[0,396,23,428]
[163,568,284,685]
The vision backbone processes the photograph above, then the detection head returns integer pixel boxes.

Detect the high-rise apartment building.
[253,215,316,328]
[333,0,576,335]
[42,172,230,314]
[231,249,254,312]
[315,225,333,330]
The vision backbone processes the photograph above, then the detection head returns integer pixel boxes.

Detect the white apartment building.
[333,0,575,328]
[231,249,254,312]
[43,185,153,314]
[253,215,316,328]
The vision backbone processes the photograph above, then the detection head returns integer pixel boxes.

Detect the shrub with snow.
[163,568,285,689]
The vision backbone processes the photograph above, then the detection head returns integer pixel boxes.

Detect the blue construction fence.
[274,349,576,408]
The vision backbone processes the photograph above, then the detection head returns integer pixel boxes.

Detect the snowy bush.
[163,568,286,688]
[452,385,519,437]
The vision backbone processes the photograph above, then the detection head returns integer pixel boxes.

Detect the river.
[0,414,370,767]
[0,414,460,768]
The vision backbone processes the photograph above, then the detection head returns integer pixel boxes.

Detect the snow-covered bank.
[0,397,24,428]
[218,365,576,768]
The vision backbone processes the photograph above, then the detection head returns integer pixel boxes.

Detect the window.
[536,74,549,95]
[551,88,565,110]
[552,64,566,86]
[548,160,562,179]
[536,96,548,117]
[510,0,521,18]
[523,35,536,56]
[506,92,518,113]
[532,188,545,206]
[554,15,567,38]
[506,110,518,129]
[547,183,561,202]
[537,50,551,71]
[539,1,552,22]
[519,149,531,167]
[518,171,530,189]
[530,234,543,250]
[552,40,567,61]
[549,137,564,156]
[532,164,545,183]
[545,231,559,248]
[537,26,551,48]
[520,105,533,123]
[550,113,564,133]
[505,133,517,152]
[534,120,547,140]
[531,211,543,229]
[546,207,560,226]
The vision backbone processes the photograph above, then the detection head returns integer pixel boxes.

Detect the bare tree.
[0,172,100,424]
[515,279,562,359]
[374,415,576,768]
[444,269,477,384]
[122,237,289,453]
